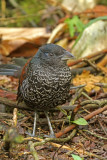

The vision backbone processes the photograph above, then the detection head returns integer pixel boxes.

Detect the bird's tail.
[0,64,22,78]
[0,57,28,78]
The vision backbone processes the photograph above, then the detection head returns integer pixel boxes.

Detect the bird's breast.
[20,63,72,110]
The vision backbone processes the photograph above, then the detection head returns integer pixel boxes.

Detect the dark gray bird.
[0,43,74,137]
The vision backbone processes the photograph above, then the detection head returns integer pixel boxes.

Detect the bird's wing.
[19,58,32,85]
[17,58,32,103]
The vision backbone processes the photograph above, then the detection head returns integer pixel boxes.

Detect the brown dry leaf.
[47,23,67,43]
[56,38,68,49]
[73,70,103,92]
[82,5,107,18]
[0,28,50,56]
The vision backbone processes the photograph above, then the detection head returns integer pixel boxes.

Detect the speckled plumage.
[17,44,72,111]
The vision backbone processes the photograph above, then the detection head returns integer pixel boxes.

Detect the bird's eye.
[50,53,54,56]
[45,52,54,57]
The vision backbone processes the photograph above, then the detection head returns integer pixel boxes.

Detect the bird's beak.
[61,51,75,61]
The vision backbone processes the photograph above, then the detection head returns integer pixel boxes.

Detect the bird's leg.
[32,111,37,137]
[44,111,55,138]
[25,111,37,137]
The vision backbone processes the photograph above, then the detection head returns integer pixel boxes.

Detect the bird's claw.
[25,131,35,137]
[44,133,56,138]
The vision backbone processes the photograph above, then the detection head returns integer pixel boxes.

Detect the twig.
[97,119,107,135]
[84,151,105,160]
[82,108,90,114]
[28,141,39,160]
[79,130,103,144]
[82,104,102,109]
[81,99,107,107]
[95,83,107,88]
[13,108,17,127]
[81,92,92,100]
[67,49,107,67]
[69,88,84,106]
[70,84,86,89]
[83,59,100,72]
[83,130,107,140]
[70,66,97,75]
[52,144,63,160]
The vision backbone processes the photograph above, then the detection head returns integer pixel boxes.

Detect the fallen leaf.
[0,28,50,56]
[73,70,103,92]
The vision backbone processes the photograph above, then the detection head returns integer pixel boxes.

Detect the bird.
[0,43,74,137]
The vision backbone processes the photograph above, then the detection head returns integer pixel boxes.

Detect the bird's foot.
[44,133,56,138]
[25,131,35,137]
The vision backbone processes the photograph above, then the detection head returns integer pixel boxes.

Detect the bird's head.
[34,43,74,65]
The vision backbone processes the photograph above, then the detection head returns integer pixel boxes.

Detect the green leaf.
[72,118,88,125]
[85,16,107,28]
[65,16,85,37]
[71,154,83,160]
